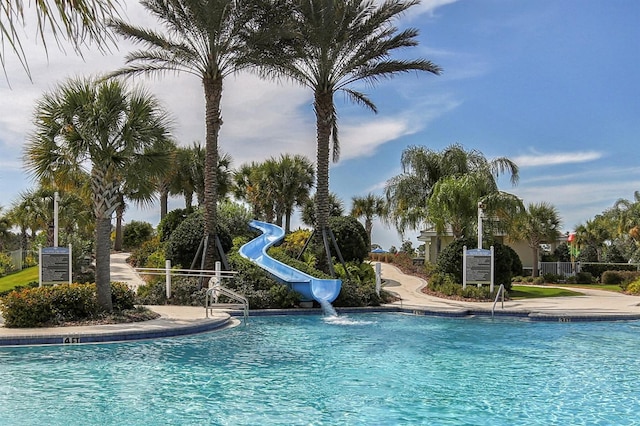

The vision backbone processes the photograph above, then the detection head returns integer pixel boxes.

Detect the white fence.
[539,262,580,277]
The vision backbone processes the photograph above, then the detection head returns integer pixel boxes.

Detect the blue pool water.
[1,313,640,425]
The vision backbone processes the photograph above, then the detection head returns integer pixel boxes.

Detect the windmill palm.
[351,193,386,247]
[108,0,252,269]
[248,0,441,271]
[2,0,121,79]
[508,202,562,277]
[24,78,173,311]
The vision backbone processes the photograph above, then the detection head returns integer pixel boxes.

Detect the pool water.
[1,313,639,425]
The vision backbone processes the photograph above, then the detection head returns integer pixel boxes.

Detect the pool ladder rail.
[206,282,249,325]
[491,284,505,319]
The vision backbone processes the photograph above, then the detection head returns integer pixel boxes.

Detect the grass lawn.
[556,283,624,292]
[0,266,39,293]
[509,285,584,299]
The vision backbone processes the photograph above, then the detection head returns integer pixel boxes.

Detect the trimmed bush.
[436,238,519,291]
[328,216,369,263]
[123,220,155,251]
[165,210,232,268]
[0,282,136,328]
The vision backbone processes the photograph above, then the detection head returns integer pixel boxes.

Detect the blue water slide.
[239,220,341,303]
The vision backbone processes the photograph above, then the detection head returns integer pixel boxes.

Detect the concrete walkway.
[379,262,640,318]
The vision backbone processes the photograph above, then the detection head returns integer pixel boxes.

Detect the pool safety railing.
[206,281,249,324]
[491,284,505,319]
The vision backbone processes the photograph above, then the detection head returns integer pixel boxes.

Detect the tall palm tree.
[109,0,252,269]
[248,0,441,271]
[385,144,520,236]
[508,202,562,277]
[24,77,173,311]
[351,193,386,247]
[2,0,121,79]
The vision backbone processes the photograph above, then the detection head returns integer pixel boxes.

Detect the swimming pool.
[1,313,639,425]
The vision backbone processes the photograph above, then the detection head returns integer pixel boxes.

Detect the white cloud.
[512,150,603,167]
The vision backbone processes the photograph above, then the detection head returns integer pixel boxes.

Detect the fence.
[539,262,580,277]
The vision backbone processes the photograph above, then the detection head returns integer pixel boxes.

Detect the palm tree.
[508,202,562,277]
[385,144,519,237]
[351,193,386,247]
[2,0,121,79]
[573,217,611,262]
[109,0,253,269]
[24,77,173,311]
[247,0,441,271]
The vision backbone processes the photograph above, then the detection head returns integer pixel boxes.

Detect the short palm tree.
[248,0,441,272]
[24,77,173,311]
[351,194,386,247]
[109,0,252,269]
[508,202,562,277]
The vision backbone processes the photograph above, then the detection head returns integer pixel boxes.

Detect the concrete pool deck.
[379,262,640,320]
[2,255,640,346]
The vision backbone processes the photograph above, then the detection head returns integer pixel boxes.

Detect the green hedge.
[0,282,135,328]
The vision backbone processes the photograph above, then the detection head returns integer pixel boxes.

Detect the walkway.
[379,262,640,319]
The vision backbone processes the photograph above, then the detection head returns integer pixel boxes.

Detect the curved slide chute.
[239,220,341,303]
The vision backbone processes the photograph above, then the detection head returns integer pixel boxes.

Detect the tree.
[248,0,441,271]
[573,217,611,261]
[350,193,386,247]
[1,0,121,79]
[109,0,252,270]
[301,193,344,228]
[265,154,314,232]
[508,202,562,277]
[234,155,314,231]
[24,77,173,311]
[385,143,520,237]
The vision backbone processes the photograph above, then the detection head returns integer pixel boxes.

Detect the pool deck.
[2,254,640,346]
[379,262,640,321]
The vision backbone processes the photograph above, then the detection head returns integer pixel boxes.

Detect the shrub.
[328,216,369,263]
[278,229,313,258]
[0,282,136,327]
[136,276,207,306]
[581,263,637,281]
[0,252,16,276]
[333,279,383,307]
[436,238,519,291]
[165,211,232,268]
[601,270,640,289]
[128,236,164,268]
[625,279,640,295]
[574,271,594,284]
[122,220,155,251]
[158,208,189,242]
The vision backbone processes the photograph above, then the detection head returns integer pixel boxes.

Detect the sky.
[1,0,639,251]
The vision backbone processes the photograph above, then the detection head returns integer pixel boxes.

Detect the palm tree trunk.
[532,246,539,277]
[114,203,124,251]
[202,76,223,270]
[160,189,168,219]
[92,165,118,312]
[95,216,113,311]
[365,218,373,247]
[314,91,333,273]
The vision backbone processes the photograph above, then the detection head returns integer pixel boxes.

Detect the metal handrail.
[491,284,505,319]
[206,279,249,324]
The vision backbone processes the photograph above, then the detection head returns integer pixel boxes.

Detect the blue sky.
[1,0,639,250]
